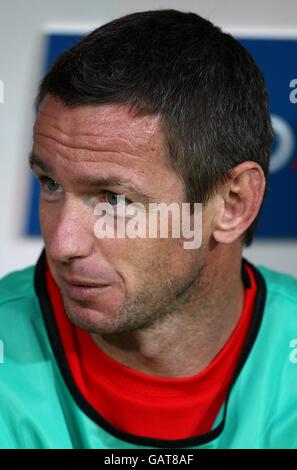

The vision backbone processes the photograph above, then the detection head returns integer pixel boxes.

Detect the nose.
[46,195,94,263]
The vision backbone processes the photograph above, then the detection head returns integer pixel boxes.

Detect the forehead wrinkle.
[34,126,148,152]
[56,153,146,174]
[35,109,161,156]
[34,131,151,163]
[37,109,156,140]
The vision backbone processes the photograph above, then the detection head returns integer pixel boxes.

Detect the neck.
[92,246,245,378]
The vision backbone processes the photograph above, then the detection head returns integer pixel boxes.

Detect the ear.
[212,161,266,244]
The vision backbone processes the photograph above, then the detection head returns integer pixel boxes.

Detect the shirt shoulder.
[257,264,297,304]
[0,265,36,305]
[0,265,40,339]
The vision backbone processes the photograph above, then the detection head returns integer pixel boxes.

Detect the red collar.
[45,261,257,440]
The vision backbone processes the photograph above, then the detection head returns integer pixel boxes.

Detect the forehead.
[33,96,166,165]
[32,96,185,202]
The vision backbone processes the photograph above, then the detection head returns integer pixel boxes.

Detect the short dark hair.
[36,9,274,246]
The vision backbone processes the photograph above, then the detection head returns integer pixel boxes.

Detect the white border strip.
[43,22,107,34]
[226,26,297,38]
[44,23,297,39]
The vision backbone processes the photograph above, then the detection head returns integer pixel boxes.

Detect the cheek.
[39,201,54,239]
[39,200,64,246]
[102,236,190,292]
[100,237,153,273]
[161,237,202,279]
[96,237,161,294]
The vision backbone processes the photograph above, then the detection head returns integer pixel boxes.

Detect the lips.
[61,277,111,300]
[63,277,109,288]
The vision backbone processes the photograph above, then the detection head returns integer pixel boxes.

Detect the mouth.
[61,278,111,300]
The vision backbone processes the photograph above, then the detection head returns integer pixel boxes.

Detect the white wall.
[0,0,296,278]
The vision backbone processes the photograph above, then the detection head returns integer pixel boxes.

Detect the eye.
[39,176,63,193]
[105,192,126,206]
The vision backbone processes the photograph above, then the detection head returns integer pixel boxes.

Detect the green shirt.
[0,250,297,449]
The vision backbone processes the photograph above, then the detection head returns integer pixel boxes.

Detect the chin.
[61,294,124,334]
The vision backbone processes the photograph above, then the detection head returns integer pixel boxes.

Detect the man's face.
[32,96,209,334]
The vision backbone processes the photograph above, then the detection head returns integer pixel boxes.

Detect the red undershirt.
[45,261,257,440]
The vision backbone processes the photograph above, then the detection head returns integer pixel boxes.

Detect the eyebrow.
[29,152,155,202]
